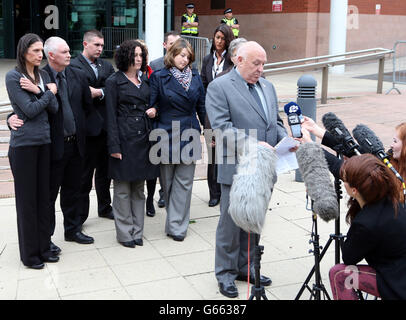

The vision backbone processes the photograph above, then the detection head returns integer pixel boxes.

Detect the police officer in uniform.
[181,3,199,37]
[221,8,239,38]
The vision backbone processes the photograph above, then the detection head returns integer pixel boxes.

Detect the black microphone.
[229,143,278,234]
[296,142,339,222]
[322,112,361,157]
[284,102,303,138]
[352,124,405,184]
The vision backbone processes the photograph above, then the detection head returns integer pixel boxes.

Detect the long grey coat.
[205,68,287,185]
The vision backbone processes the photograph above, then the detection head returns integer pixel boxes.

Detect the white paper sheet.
[275,137,299,175]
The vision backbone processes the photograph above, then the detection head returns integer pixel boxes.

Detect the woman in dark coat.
[200,24,234,207]
[6,33,59,269]
[105,39,159,248]
[148,38,206,241]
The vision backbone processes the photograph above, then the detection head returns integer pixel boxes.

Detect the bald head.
[236,41,267,84]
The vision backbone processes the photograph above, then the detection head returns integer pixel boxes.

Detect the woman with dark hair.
[328,154,406,300]
[201,24,235,89]
[200,24,234,207]
[6,33,59,269]
[148,38,206,241]
[105,39,159,248]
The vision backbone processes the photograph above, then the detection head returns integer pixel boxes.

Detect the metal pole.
[321,66,329,104]
[377,57,385,94]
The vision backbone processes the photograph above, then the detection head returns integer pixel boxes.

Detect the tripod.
[295,194,346,300]
[249,233,268,300]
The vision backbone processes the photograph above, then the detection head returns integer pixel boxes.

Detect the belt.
[64,135,76,143]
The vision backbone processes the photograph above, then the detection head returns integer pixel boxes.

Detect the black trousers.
[206,144,221,201]
[146,176,164,202]
[79,132,112,224]
[9,144,53,266]
[49,140,84,237]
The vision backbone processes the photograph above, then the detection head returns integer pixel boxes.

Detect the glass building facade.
[0,0,174,58]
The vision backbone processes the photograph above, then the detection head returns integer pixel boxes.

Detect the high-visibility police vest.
[222,18,239,37]
[181,13,198,35]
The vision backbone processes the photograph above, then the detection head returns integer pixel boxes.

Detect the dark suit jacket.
[70,53,115,133]
[342,198,406,300]
[200,52,233,129]
[5,69,58,147]
[200,52,233,91]
[149,67,206,163]
[43,64,95,161]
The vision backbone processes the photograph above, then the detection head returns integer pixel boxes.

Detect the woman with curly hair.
[105,39,159,248]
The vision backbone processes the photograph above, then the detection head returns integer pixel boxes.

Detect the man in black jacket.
[70,30,115,225]
[43,36,100,247]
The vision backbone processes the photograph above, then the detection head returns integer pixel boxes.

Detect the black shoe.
[134,238,143,246]
[26,263,45,270]
[208,198,220,207]
[50,241,61,256]
[146,199,156,217]
[43,256,60,263]
[120,240,135,248]
[65,231,94,244]
[99,210,114,220]
[236,274,272,287]
[167,234,184,242]
[218,282,238,298]
[157,197,165,208]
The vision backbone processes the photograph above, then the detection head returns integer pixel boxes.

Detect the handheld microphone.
[284,102,303,138]
[229,143,278,234]
[322,112,361,157]
[296,142,339,222]
[352,124,405,184]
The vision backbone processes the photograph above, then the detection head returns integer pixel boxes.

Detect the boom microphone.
[229,142,278,234]
[322,112,361,157]
[352,124,405,184]
[284,102,303,138]
[296,142,339,222]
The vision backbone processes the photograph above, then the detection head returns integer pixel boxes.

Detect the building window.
[211,0,225,10]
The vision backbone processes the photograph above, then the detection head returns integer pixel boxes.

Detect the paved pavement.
[0,57,406,301]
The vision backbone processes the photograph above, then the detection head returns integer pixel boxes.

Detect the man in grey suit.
[205,41,288,298]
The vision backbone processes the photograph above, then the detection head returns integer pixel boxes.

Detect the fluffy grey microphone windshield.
[229,142,278,234]
[296,142,339,222]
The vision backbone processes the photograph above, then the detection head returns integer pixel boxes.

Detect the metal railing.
[181,35,211,72]
[101,27,139,53]
[386,41,406,94]
[263,48,394,104]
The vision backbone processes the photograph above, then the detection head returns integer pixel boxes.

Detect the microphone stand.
[249,233,268,300]
[333,152,345,264]
[295,198,331,300]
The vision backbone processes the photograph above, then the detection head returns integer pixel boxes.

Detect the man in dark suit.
[43,36,99,246]
[70,30,115,224]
